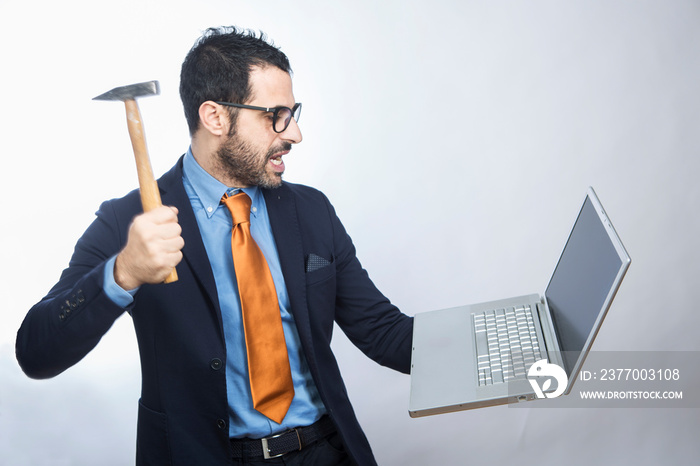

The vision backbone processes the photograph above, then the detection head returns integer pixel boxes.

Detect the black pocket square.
[305,253,332,273]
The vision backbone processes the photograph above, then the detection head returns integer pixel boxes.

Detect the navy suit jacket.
[16,157,414,465]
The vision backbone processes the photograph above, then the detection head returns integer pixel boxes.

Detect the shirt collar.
[183,147,261,219]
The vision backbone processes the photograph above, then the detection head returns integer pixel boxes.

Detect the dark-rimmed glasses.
[215,101,302,133]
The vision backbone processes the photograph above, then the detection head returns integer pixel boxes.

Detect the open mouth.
[268,151,287,173]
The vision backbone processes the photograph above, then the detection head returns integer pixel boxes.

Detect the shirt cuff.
[103,255,138,307]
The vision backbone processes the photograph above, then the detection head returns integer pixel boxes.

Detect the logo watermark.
[527,359,567,399]
[509,351,698,408]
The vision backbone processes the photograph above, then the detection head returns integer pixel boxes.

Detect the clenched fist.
[114,206,185,290]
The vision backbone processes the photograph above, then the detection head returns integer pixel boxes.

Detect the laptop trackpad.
[409,305,478,414]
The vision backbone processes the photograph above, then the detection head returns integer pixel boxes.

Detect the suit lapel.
[263,185,318,374]
[157,157,222,326]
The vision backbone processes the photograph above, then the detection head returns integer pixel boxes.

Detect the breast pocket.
[305,253,334,277]
[305,254,337,333]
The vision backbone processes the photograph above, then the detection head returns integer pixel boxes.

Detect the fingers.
[114,206,185,290]
[145,205,179,226]
[147,208,183,240]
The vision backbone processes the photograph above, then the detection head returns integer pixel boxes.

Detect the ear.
[198,101,230,136]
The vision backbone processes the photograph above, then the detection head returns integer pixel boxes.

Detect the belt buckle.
[261,428,302,460]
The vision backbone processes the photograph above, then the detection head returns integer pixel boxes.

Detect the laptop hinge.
[535,300,563,365]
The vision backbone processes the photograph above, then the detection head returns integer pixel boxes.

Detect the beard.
[214,134,290,189]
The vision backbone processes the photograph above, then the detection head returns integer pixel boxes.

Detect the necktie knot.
[222,191,251,225]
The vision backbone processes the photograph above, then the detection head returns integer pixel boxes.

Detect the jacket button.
[210,358,222,370]
[217,419,227,429]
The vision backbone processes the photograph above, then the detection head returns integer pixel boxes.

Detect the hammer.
[93,81,178,283]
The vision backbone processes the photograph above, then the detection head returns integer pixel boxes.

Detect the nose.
[280,117,302,144]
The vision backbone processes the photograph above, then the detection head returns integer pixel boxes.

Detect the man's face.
[215,66,302,189]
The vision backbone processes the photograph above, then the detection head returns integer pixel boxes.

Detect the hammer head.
[93,80,160,101]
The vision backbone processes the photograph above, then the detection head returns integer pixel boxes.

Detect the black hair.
[179,26,292,135]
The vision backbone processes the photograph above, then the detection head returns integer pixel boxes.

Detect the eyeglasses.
[215,101,302,133]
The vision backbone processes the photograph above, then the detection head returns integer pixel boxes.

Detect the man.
[16,26,413,465]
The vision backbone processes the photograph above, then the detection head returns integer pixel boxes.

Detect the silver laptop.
[409,187,630,416]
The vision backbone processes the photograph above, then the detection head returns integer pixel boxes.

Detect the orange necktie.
[222,191,294,423]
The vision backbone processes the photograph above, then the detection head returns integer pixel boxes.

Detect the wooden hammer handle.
[124,99,178,283]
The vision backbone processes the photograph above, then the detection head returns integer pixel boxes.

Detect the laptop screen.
[545,193,629,377]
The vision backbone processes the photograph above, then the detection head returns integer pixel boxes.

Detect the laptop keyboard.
[473,305,547,386]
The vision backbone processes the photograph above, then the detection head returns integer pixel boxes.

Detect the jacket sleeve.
[324,197,414,374]
[16,200,132,379]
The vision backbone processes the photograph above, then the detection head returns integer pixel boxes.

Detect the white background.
[1,1,698,465]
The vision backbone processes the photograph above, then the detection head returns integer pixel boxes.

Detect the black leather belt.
[230,416,336,460]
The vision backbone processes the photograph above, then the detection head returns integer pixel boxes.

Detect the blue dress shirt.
[104,149,325,438]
